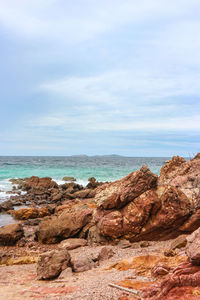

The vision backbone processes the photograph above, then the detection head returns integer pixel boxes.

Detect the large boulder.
[37,208,93,244]
[0,223,24,245]
[95,166,158,209]
[37,249,70,280]
[96,186,191,241]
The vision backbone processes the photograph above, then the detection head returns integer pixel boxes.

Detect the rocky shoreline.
[0,153,200,299]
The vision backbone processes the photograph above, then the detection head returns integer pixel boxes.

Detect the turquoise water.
[0,156,168,199]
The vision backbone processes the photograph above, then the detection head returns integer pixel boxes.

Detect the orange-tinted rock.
[37,208,93,244]
[11,207,50,220]
[0,223,24,245]
[24,176,58,191]
[97,186,191,241]
[95,166,158,209]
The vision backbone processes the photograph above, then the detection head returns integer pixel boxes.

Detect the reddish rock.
[0,223,24,245]
[186,227,200,265]
[97,186,191,241]
[24,176,58,191]
[142,262,200,299]
[37,208,93,244]
[95,166,158,209]
[158,154,200,208]
[37,249,70,280]
[151,264,171,277]
[11,207,50,220]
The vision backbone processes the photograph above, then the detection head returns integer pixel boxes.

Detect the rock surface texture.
[92,154,200,243]
[0,223,24,245]
[37,249,70,280]
[141,227,200,299]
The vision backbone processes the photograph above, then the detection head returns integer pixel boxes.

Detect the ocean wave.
[54,178,89,187]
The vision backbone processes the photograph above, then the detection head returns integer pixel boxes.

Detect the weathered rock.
[95,166,158,209]
[11,207,50,220]
[186,227,200,265]
[97,186,191,241]
[37,208,93,244]
[24,176,58,191]
[0,223,24,245]
[58,238,87,250]
[159,153,200,208]
[37,249,71,280]
[142,262,200,299]
[151,264,171,277]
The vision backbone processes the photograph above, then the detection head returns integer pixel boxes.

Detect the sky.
[0,0,199,157]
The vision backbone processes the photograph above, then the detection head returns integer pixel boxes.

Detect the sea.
[0,155,169,226]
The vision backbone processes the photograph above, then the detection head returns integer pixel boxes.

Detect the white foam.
[54,178,88,187]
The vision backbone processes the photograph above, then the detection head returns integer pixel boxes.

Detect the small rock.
[98,246,115,261]
[118,239,132,249]
[58,238,87,250]
[140,241,151,248]
[37,249,71,280]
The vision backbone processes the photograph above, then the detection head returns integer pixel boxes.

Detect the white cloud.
[0,0,199,43]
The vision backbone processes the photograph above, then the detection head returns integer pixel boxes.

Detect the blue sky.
[0,0,199,156]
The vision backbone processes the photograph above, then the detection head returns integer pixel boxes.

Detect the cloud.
[0,0,199,43]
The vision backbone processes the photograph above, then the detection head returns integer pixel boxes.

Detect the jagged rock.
[24,176,58,191]
[58,238,87,250]
[95,166,158,209]
[158,153,200,208]
[96,186,191,241]
[0,223,24,245]
[186,227,200,265]
[37,249,70,280]
[86,177,104,189]
[37,208,93,244]
[11,207,50,220]
[142,262,200,299]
